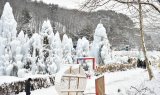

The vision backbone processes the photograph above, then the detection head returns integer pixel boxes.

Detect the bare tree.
[79,0,160,80]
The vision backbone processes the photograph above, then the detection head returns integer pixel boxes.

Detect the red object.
[85,73,91,79]
[77,57,95,70]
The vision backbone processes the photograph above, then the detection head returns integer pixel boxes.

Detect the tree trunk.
[138,0,153,80]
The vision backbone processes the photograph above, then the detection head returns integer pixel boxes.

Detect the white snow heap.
[90,23,111,65]
[1,2,17,41]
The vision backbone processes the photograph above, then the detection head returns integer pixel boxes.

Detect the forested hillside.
[0,0,156,50]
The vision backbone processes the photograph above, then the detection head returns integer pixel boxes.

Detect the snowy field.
[11,67,159,95]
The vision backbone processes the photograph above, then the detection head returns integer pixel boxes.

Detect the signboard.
[95,76,105,95]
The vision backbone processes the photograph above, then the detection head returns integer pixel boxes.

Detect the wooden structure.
[95,76,105,95]
[55,64,87,95]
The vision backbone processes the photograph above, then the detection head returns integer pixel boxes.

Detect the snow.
[4,67,157,95]
[90,23,111,65]
[0,71,55,85]
[6,64,13,76]
[85,68,160,95]
[1,2,17,41]
[0,2,160,95]
[18,86,58,95]
[17,69,25,78]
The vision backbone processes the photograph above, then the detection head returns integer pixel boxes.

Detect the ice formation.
[90,23,111,65]
[76,37,92,70]
[17,69,25,78]
[1,2,17,41]
[62,34,73,64]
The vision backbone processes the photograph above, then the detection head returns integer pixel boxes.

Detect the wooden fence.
[94,59,137,75]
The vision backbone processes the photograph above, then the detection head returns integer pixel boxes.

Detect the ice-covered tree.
[40,20,62,73]
[1,2,17,41]
[76,37,91,70]
[51,32,62,72]
[0,2,32,77]
[62,34,73,64]
[90,23,111,65]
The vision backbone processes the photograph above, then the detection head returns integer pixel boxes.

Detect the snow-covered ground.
[0,71,55,85]
[85,67,160,95]
[13,66,160,95]
[18,86,58,95]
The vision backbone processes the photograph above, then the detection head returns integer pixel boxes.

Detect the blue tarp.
[73,45,77,49]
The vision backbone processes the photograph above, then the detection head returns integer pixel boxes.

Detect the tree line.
[0,0,157,50]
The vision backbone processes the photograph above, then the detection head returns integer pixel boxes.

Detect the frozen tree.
[50,32,62,72]
[0,2,20,76]
[29,33,42,74]
[76,37,91,70]
[1,2,17,41]
[40,20,61,73]
[90,23,111,65]
[62,34,73,64]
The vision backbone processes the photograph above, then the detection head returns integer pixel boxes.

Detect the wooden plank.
[95,76,105,95]
[79,65,80,74]
[77,77,79,89]
[61,91,83,93]
[68,77,71,89]
[70,66,72,74]
[63,75,86,78]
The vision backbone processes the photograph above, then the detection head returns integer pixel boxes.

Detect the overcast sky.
[37,0,83,9]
